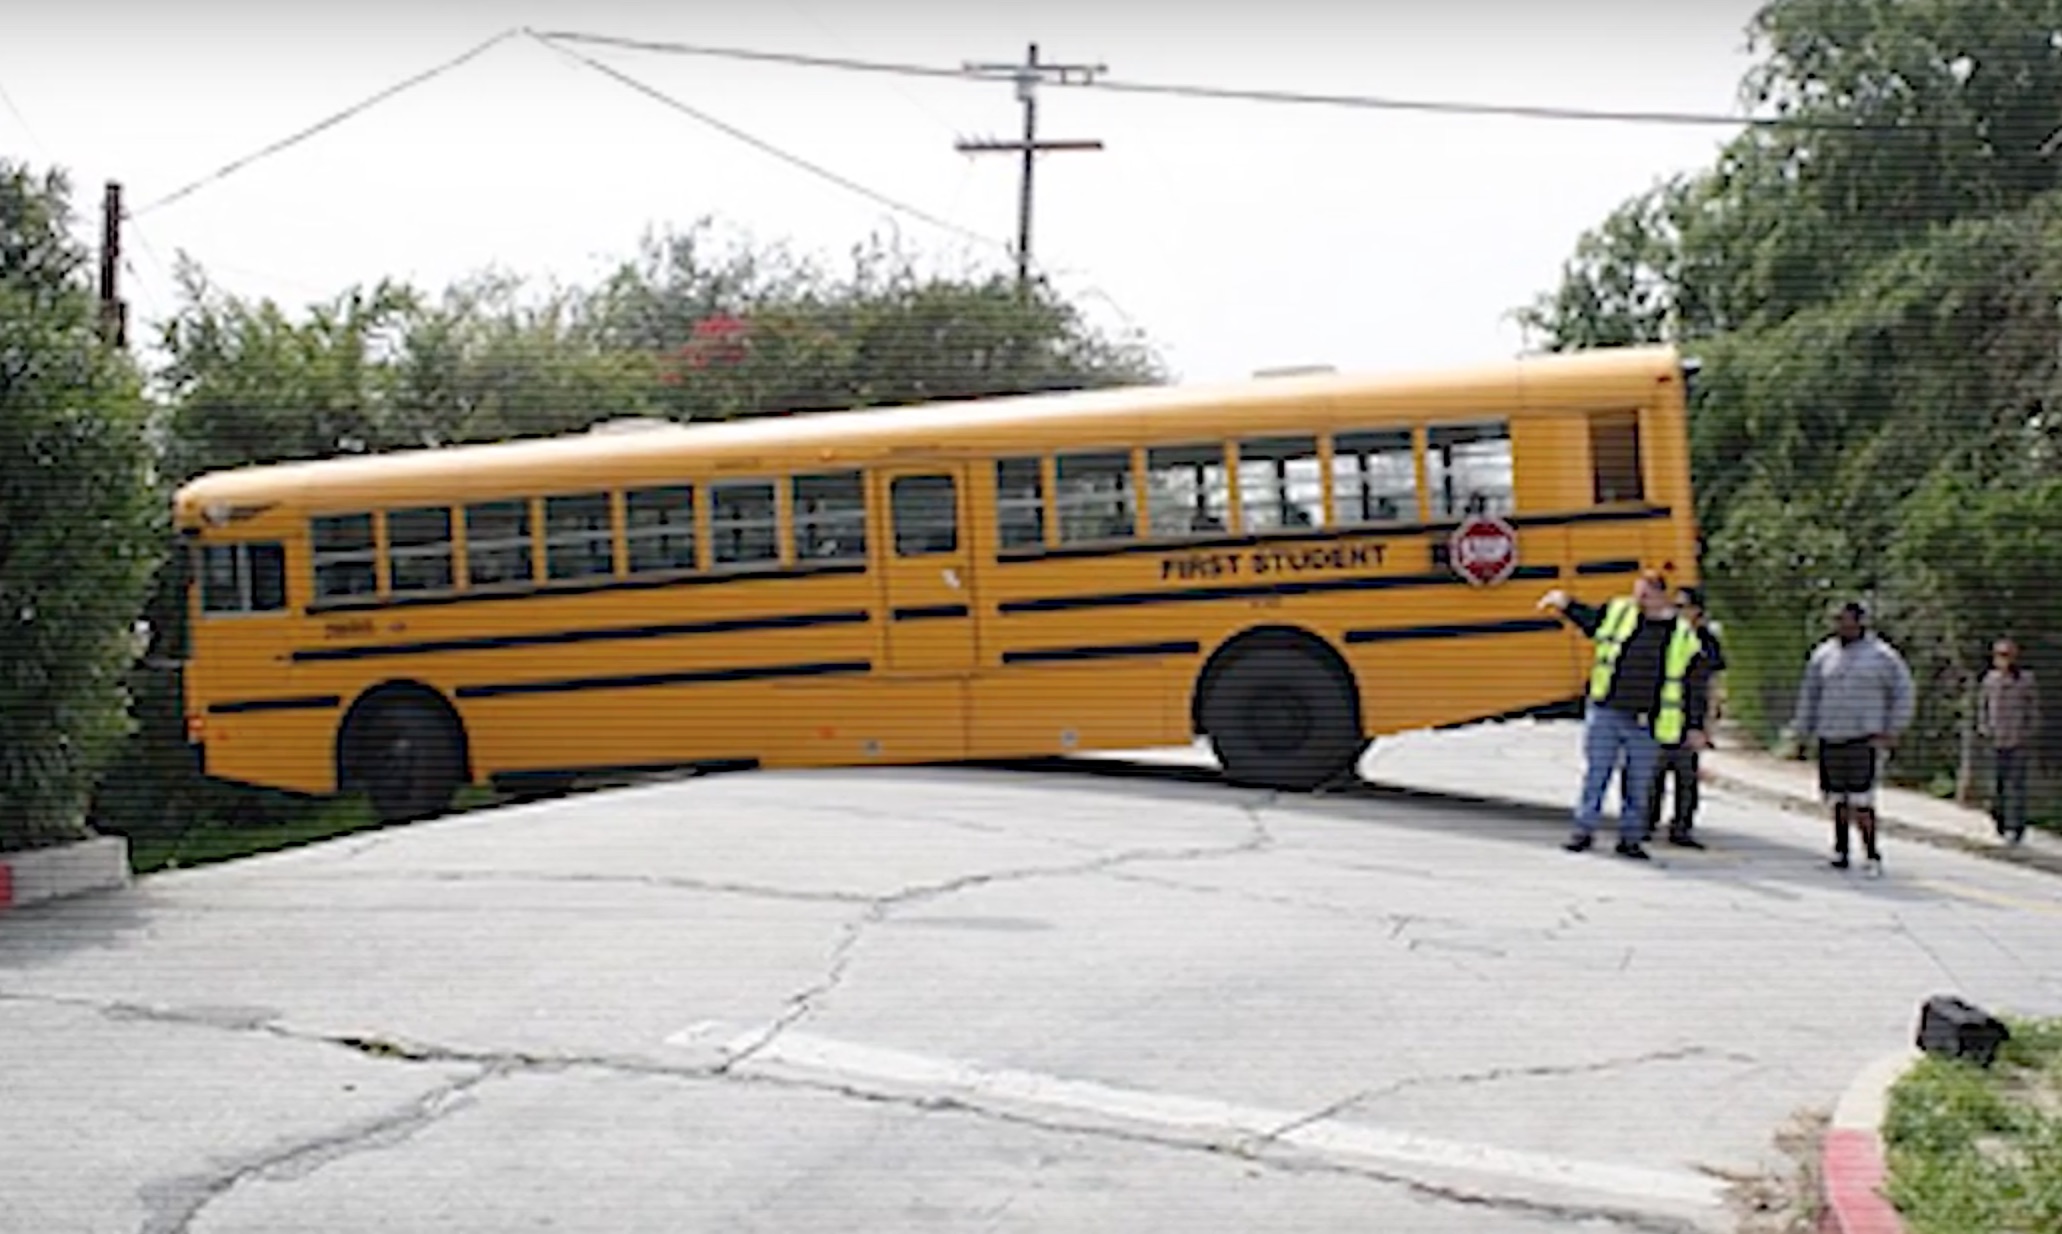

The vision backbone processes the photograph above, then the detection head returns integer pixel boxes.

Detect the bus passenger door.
[875,468,979,675]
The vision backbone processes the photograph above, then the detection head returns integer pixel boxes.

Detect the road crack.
[715,803,1277,1073]
[1245,1045,1761,1150]
[139,1060,505,1234]
[11,985,1707,1233]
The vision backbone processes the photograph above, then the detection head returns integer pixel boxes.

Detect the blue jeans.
[1576,704,1658,841]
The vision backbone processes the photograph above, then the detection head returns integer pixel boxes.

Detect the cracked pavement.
[6,752,2062,1233]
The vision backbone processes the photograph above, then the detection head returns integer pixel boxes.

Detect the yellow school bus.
[174,344,1700,821]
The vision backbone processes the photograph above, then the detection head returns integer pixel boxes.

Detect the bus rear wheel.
[1202,643,1364,791]
[341,697,465,824]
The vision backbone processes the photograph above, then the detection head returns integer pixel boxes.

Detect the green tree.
[0,162,162,852]
[1519,0,2062,800]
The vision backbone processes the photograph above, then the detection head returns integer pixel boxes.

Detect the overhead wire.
[128,28,522,218]
[529,30,1006,252]
[535,28,1938,133]
[534,31,1146,328]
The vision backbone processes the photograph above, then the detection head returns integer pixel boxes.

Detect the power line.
[530,30,1002,251]
[129,28,521,218]
[537,28,1932,132]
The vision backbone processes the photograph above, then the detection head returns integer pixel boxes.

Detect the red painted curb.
[0,860,13,910]
[1821,1128,1904,1234]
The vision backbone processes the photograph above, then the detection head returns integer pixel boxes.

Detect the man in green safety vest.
[1539,571,1716,860]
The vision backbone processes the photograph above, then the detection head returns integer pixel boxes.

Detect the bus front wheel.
[340,697,466,824]
[1202,643,1363,791]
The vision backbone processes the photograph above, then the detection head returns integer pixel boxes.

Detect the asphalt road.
[5,756,2061,1234]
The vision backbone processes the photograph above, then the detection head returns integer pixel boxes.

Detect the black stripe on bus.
[997,564,1560,616]
[994,505,1673,564]
[293,609,871,663]
[454,659,873,701]
[1575,558,1643,576]
[207,694,344,716]
[1344,617,1567,645]
[305,561,869,616]
[1002,640,1203,666]
[892,604,971,622]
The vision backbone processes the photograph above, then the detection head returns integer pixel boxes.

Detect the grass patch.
[1883,1017,2062,1233]
[128,783,505,875]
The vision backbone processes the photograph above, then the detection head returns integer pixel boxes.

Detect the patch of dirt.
[1719,1108,1828,1234]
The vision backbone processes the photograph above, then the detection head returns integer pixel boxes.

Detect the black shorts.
[1818,738,1882,804]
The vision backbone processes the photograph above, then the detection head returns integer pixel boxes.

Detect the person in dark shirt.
[1539,572,1714,860]
[1643,586,1726,848]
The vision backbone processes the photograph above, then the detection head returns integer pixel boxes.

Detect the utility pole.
[957,44,1104,294]
[98,181,126,349]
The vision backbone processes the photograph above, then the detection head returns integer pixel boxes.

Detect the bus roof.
[175,344,1682,523]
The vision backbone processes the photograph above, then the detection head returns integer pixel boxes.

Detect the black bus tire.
[1202,644,1363,791]
[341,697,465,823]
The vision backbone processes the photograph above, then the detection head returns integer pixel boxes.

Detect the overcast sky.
[3,1,1763,382]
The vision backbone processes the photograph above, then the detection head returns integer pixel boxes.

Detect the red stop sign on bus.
[1449,514,1519,586]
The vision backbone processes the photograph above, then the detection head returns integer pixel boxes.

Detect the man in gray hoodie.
[1793,602,1916,877]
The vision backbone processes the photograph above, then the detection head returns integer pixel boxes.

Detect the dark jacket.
[1979,667,2040,751]
[1560,600,1713,734]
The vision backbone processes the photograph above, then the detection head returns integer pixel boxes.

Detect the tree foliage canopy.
[1519,0,2062,780]
[0,163,161,851]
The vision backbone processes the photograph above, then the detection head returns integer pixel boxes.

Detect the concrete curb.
[1819,1049,1920,1234]
[0,835,131,912]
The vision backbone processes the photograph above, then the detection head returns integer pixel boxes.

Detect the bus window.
[892,474,959,556]
[200,541,287,614]
[710,481,779,569]
[1427,421,1514,518]
[311,514,377,601]
[388,506,455,594]
[544,493,614,581]
[793,472,867,564]
[1331,429,1417,526]
[995,457,1045,551]
[1146,444,1230,537]
[1238,437,1323,531]
[466,500,535,588]
[1055,451,1135,544]
[625,485,696,574]
[1590,410,1645,504]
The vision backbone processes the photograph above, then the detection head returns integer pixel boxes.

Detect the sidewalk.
[1356,718,2062,873]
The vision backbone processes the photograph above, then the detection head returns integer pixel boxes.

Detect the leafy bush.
[0,163,162,852]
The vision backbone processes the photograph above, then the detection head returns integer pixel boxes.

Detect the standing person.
[1644,586,1727,848]
[1979,638,2040,846]
[1792,602,1916,877]
[1539,572,1713,861]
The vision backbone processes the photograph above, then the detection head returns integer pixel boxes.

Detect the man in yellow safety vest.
[1539,571,1716,860]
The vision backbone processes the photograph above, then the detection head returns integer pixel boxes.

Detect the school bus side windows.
[466,500,534,588]
[311,514,377,601]
[1055,451,1135,543]
[388,506,455,594]
[1146,445,1230,537]
[1332,430,1417,526]
[1238,437,1323,531]
[1427,421,1514,518]
[544,493,614,582]
[1589,410,1645,504]
[625,485,697,574]
[792,472,867,564]
[995,458,1045,551]
[199,541,287,614]
[710,481,779,569]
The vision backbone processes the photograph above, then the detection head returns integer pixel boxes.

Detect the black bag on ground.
[1915,995,2010,1067]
